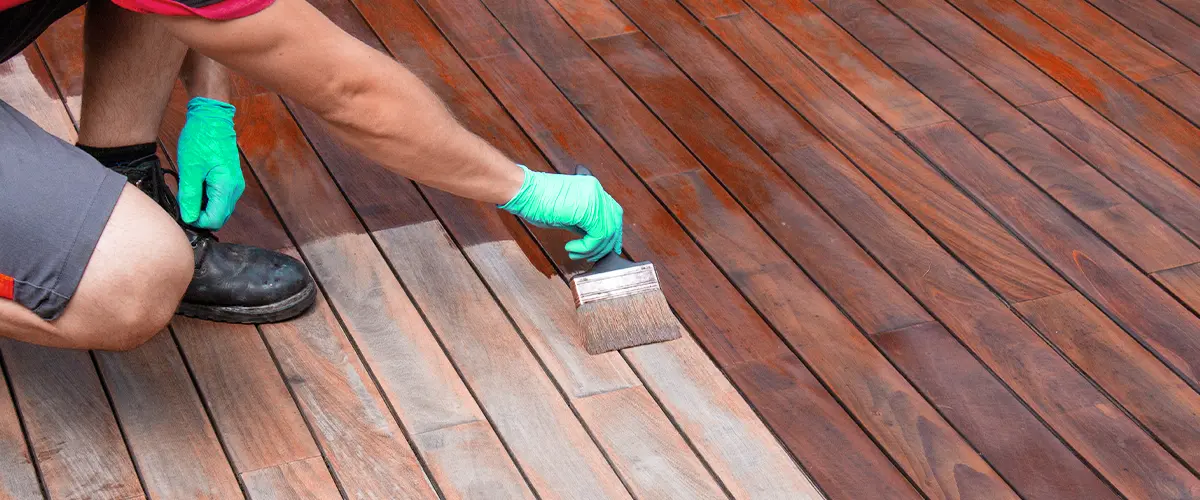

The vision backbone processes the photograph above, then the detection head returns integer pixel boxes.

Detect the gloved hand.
[177,97,245,230]
[500,165,624,261]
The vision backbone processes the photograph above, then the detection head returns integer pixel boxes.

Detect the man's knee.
[54,185,193,351]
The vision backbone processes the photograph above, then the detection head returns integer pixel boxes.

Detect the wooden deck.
[1,0,1199,497]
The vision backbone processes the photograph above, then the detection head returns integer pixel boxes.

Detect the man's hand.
[176,97,245,230]
[501,166,624,261]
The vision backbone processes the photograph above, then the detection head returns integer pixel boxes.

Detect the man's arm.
[154,0,524,204]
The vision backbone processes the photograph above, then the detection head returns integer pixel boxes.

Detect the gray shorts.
[0,99,127,320]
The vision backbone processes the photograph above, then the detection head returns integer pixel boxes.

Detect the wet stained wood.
[236,94,534,499]
[241,457,341,500]
[1014,0,1186,82]
[1156,263,1200,315]
[94,335,243,499]
[411,0,937,496]
[697,9,1200,499]
[799,0,1200,273]
[0,342,142,500]
[1159,0,1200,25]
[1015,291,1200,471]
[873,322,1117,499]
[942,0,1200,185]
[1021,96,1200,247]
[1143,71,1200,125]
[579,14,1111,497]
[688,7,1068,304]
[464,1,1013,497]
[297,0,815,495]
[902,121,1200,386]
[1085,0,1200,73]
[0,364,42,500]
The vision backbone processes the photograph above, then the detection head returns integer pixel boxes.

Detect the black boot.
[88,147,316,323]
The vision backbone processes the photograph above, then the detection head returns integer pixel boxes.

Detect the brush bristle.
[576,290,681,354]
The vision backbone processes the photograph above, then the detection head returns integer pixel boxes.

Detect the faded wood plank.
[799,0,1200,273]
[236,93,530,499]
[1015,291,1200,471]
[1086,0,1200,73]
[1,342,142,500]
[942,0,1200,185]
[579,11,1112,496]
[698,10,1200,499]
[0,361,42,500]
[0,49,75,141]
[242,457,341,500]
[1021,95,1200,249]
[314,0,819,494]
[94,335,243,499]
[1015,0,1186,81]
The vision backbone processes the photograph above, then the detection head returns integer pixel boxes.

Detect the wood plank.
[577,17,1112,498]
[774,0,1200,386]
[257,287,436,499]
[695,10,1200,499]
[1156,262,1200,313]
[1086,0,1200,73]
[0,49,75,141]
[1015,0,1186,82]
[1015,291,1200,471]
[873,322,1118,499]
[1144,71,1200,125]
[412,0,979,496]
[94,335,242,499]
[297,3,823,493]
[241,457,341,500]
[1,342,143,500]
[1159,0,1200,25]
[0,362,42,500]
[941,0,1200,185]
[235,93,533,499]
[1022,96,1200,247]
[761,0,1200,273]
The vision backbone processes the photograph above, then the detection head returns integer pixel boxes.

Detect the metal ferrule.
[571,263,661,307]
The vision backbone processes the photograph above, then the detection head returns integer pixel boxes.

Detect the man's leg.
[76,0,316,324]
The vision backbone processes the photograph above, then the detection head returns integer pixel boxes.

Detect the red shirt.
[0,0,273,20]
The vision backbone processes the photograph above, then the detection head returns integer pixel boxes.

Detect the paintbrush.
[570,167,681,354]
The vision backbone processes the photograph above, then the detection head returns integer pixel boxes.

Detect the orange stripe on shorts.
[0,274,12,301]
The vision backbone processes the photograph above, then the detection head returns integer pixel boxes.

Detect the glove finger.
[177,173,204,223]
[565,234,605,262]
[196,185,235,230]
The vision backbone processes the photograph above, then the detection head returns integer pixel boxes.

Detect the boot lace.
[110,155,217,245]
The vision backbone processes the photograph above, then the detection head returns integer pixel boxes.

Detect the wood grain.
[1,342,142,500]
[800,0,1200,273]
[94,334,243,499]
[1155,262,1200,314]
[942,0,1200,185]
[0,361,42,500]
[241,457,341,500]
[1086,0,1200,73]
[1016,291,1200,471]
[1143,71,1200,125]
[0,49,75,142]
[1014,0,1186,82]
[1158,0,1200,25]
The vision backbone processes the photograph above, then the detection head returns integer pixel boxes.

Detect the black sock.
[76,142,157,168]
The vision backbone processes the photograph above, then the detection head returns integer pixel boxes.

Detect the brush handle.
[573,165,632,273]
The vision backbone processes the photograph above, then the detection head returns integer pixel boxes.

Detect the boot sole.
[175,281,318,324]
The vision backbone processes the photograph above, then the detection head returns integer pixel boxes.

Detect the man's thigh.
[0,98,127,320]
[0,0,87,63]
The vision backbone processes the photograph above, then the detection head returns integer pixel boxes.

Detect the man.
[0,0,624,350]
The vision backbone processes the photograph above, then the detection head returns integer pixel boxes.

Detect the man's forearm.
[156,0,523,205]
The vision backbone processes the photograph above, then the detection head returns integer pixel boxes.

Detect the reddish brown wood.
[1143,71,1200,125]
[1015,0,1186,82]
[1155,263,1200,314]
[1022,96,1200,249]
[94,335,243,499]
[942,0,1200,185]
[581,19,1113,498]
[1086,0,1200,73]
[692,10,1200,498]
[1016,291,1200,472]
[797,0,1200,273]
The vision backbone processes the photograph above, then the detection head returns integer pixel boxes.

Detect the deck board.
[1,0,1199,498]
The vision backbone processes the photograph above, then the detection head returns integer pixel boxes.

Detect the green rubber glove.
[500,165,624,261]
[177,96,245,230]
